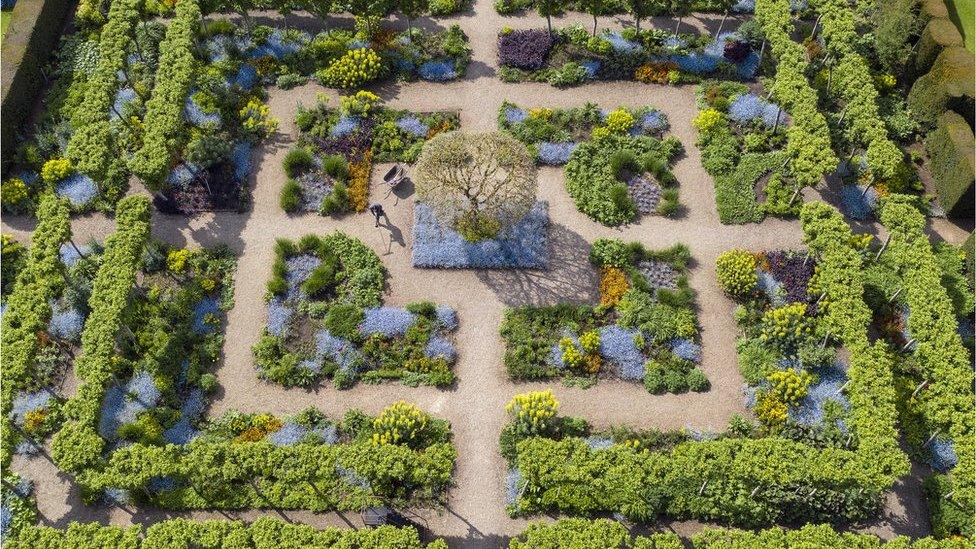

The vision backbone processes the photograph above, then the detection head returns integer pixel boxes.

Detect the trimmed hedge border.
[925,111,975,217]
[0,0,74,171]
[879,198,975,522]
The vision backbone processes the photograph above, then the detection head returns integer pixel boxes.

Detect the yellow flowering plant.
[506,390,558,435]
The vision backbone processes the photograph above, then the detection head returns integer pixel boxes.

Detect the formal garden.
[0,0,973,546]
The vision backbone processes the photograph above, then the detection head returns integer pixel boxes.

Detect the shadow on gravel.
[476,223,599,307]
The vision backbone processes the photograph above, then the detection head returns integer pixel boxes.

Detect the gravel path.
[3,2,971,545]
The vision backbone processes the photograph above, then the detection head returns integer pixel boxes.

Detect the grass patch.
[947,0,975,52]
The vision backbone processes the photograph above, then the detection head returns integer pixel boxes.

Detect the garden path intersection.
[1,1,969,546]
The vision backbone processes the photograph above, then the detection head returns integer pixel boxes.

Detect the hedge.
[50,195,152,473]
[811,0,904,181]
[917,17,965,74]
[0,0,75,171]
[129,0,200,188]
[908,47,976,128]
[64,0,143,182]
[510,519,681,548]
[755,0,837,188]
[75,437,456,511]
[693,523,969,548]
[924,111,975,217]
[7,517,446,549]
[510,202,905,527]
[0,194,71,467]
[878,199,975,523]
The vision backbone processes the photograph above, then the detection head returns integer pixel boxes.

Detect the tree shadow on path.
[476,223,599,307]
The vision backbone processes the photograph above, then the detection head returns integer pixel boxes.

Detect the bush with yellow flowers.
[692,108,723,134]
[372,401,431,447]
[1,177,29,208]
[239,98,278,140]
[599,266,629,307]
[167,249,191,272]
[754,391,788,428]
[768,369,813,406]
[506,390,558,435]
[339,90,380,117]
[759,302,812,349]
[319,48,382,89]
[559,337,585,369]
[716,249,757,297]
[604,108,635,134]
[41,158,73,183]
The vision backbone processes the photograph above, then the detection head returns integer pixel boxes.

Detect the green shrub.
[324,303,364,340]
[283,147,315,178]
[908,47,975,129]
[925,111,974,217]
[716,249,757,296]
[280,179,302,213]
[301,255,340,297]
[547,62,588,87]
[686,368,710,392]
[318,48,382,88]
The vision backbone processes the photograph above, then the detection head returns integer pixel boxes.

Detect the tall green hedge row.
[64,0,143,182]
[924,111,974,217]
[50,195,152,473]
[129,0,200,188]
[0,194,71,467]
[810,0,903,181]
[878,198,975,520]
[755,0,837,188]
[8,517,446,549]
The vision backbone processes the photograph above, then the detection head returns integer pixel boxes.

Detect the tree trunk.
[673,16,682,37]
[715,11,728,39]
[592,14,598,36]
[547,15,553,35]
[635,16,641,32]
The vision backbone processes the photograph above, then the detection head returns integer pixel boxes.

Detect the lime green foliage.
[693,523,968,547]
[319,48,382,88]
[506,390,558,435]
[947,0,974,52]
[879,198,975,524]
[7,517,447,548]
[510,518,682,548]
[41,158,72,183]
[768,369,813,406]
[759,303,813,349]
[372,401,431,447]
[0,195,71,467]
[1,177,28,208]
[716,249,758,296]
[925,111,974,216]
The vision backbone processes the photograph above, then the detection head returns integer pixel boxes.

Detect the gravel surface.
[3,3,971,546]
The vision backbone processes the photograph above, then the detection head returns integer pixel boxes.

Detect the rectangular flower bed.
[497,26,760,88]
[501,239,707,393]
[412,201,550,269]
[284,92,460,214]
[253,233,459,388]
[694,80,800,224]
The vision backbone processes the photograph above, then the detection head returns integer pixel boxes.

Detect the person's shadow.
[381,218,405,254]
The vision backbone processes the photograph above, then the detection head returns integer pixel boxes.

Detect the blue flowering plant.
[254,234,458,388]
[501,239,705,394]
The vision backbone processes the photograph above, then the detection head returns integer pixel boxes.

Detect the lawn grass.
[946,0,975,53]
[1,10,11,42]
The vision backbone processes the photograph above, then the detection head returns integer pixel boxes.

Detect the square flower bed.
[412,201,550,269]
[501,239,707,393]
[498,25,759,88]
[283,92,460,214]
[253,233,459,388]
[498,102,670,166]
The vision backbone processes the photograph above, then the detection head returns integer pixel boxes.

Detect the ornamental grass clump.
[506,391,558,435]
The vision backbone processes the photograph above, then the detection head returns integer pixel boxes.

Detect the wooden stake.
[699,480,708,495]
[902,338,915,351]
[911,380,928,399]
[875,235,891,260]
[888,287,903,303]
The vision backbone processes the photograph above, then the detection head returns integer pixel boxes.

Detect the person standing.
[368,203,387,227]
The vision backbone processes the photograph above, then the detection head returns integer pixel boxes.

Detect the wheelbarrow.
[383,164,406,202]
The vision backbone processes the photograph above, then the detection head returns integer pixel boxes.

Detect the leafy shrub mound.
[502,239,704,393]
[564,134,682,225]
[255,234,459,389]
[498,29,554,70]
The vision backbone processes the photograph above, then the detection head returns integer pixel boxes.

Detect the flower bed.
[498,102,669,166]
[694,80,800,224]
[497,25,760,88]
[412,201,550,269]
[253,233,459,388]
[285,92,460,214]
[501,239,706,392]
[565,131,683,225]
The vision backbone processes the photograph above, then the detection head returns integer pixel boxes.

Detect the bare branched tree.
[415,132,537,240]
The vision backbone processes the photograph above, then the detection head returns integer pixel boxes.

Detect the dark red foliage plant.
[498,29,554,71]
